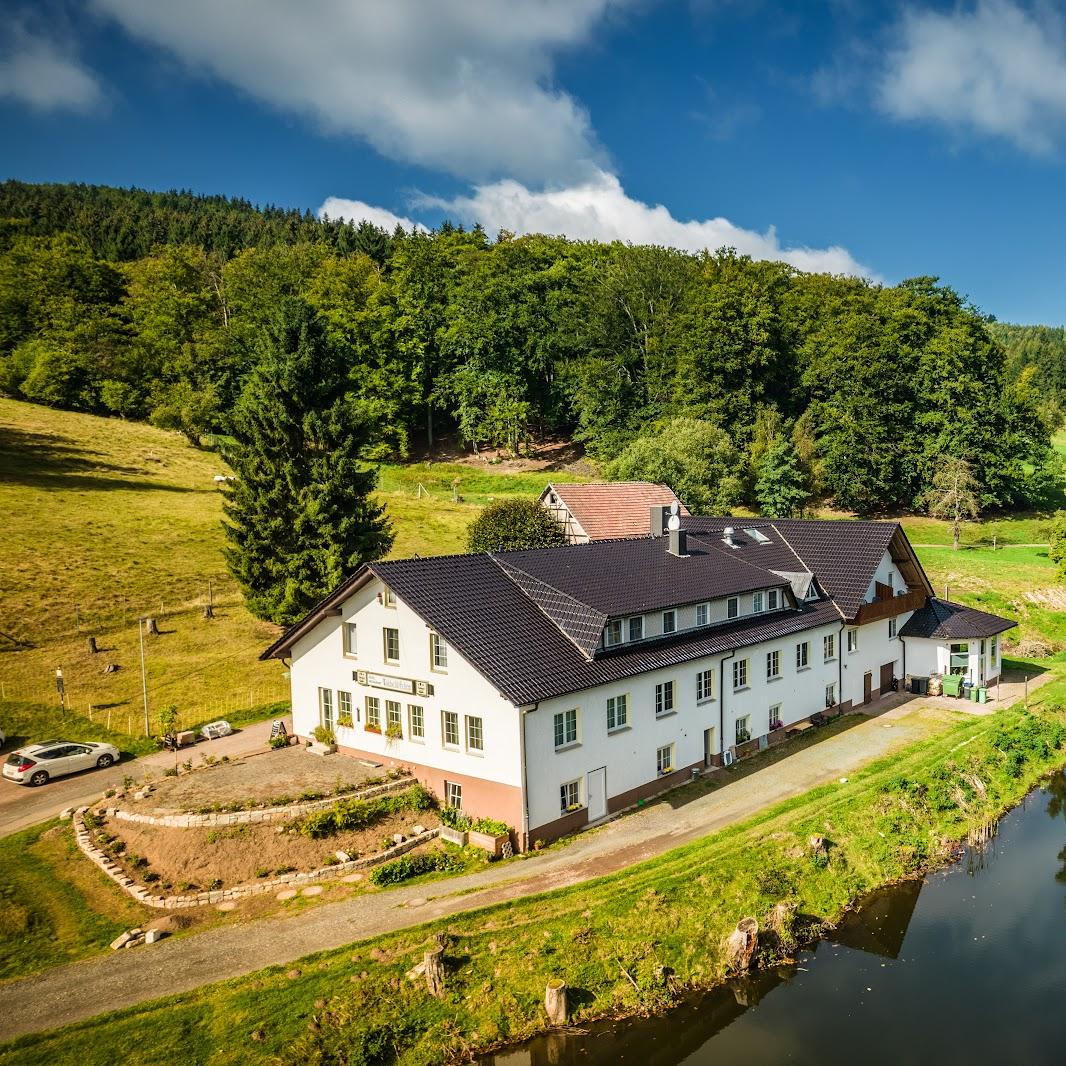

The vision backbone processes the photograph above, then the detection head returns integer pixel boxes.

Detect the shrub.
[470,817,509,836]
[143,871,160,883]
[296,785,434,839]
[369,849,465,887]
[208,878,223,891]
[269,733,290,749]
[439,806,471,831]
[312,725,336,746]
[466,497,567,553]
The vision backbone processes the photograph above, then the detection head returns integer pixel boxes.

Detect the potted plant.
[337,711,354,729]
[468,817,512,857]
[309,725,336,755]
[384,722,403,744]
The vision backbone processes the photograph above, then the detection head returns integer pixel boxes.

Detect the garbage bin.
[977,687,988,704]
[942,676,962,697]
[915,677,929,695]
[962,681,974,700]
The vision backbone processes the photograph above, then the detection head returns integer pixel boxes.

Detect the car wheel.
[29,770,49,787]
[96,754,115,769]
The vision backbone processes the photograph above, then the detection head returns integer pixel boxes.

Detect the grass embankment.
[6,674,1066,1065]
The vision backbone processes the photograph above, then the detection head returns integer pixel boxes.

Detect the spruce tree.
[755,438,811,518]
[223,297,392,623]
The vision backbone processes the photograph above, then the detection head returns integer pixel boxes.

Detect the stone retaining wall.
[73,808,439,910]
[107,774,413,829]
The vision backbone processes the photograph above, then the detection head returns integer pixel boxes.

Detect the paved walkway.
[0,699,956,1043]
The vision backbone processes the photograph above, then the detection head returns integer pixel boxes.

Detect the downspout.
[720,651,736,762]
[837,623,845,709]
[518,702,537,851]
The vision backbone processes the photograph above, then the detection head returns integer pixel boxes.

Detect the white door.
[587,767,607,822]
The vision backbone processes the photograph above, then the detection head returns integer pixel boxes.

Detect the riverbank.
[3,672,1065,1065]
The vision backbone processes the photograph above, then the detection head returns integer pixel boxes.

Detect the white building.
[263,515,1014,849]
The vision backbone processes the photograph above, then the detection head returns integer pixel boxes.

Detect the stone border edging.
[106,775,413,829]
[72,809,439,910]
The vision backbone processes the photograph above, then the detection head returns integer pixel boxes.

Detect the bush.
[466,498,567,553]
[469,816,509,836]
[269,733,290,750]
[439,806,471,831]
[369,849,465,887]
[312,726,336,746]
[296,785,434,839]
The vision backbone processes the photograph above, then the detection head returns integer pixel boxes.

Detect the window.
[342,622,358,657]
[554,708,578,749]
[408,704,425,740]
[744,527,771,544]
[365,696,381,730]
[736,716,751,744]
[430,632,449,670]
[628,616,645,642]
[465,715,484,753]
[560,779,581,813]
[805,584,819,601]
[825,683,836,708]
[442,710,460,747]
[382,587,396,608]
[445,780,462,809]
[767,650,781,680]
[888,618,897,639]
[991,636,999,665]
[753,591,764,613]
[823,633,836,661]
[656,744,675,776]
[655,680,675,717]
[318,687,334,730]
[337,690,353,725]
[696,668,715,702]
[383,627,400,663]
[769,704,782,729]
[950,642,970,674]
[768,589,780,610]
[605,618,623,647]
[847,628,859,653]
[662,610,677,634]
[733,658,748,690]
[796,641,809,670]
[727,597,739,619]
[695,603,709,627]
[607,694,628,731]
[386,700,402,736]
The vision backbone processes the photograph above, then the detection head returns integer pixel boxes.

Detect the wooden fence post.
[545,979,568,1025]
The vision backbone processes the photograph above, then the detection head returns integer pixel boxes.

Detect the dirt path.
[0,701,952,1043]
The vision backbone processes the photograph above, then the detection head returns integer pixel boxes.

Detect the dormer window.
[805,585,818,601]
[753,591,764,613]
[727,597,739,619]
[662,609,677,634]
[695,603,709,627]
[605,619,623,647]
[768,589,780,610]
[628,616,644,642]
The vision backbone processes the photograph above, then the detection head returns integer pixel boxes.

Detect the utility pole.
[138,617,150,737]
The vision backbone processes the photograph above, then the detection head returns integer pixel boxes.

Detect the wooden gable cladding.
[888,527,934,597]
[852,588,927,626]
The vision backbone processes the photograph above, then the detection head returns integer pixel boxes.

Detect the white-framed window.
[318,687,334,730]
[386,700,402,736]
[733,658,748,690]
[554,708,578,749]
[656,743,675,776]
[442,710,460,748]
[342,622,358,657]
[445,780,462,809]
[736,716,751,744]
[607,694,628,731]
[695,603,709,627]
[382,587,396,608]
[767,649,781,680]
[727,597,739,619]
[465,715,484,753]
[408,704,424,740]
[769,704,782,729]
[337,690,353,724]
[847,628,859,653]
[823,633,836,661]
[655,680,675,717]
[768,588,780,610]
[696,668,715,702]
[950,642,969,674]
[991,636,999,665]
[605,618,623,647]
[888,618,897,639]
[430,632,449,670]
[628,616,644,642]
[796,641,809,670]
[753,591,764,613]
[365,696,381,730]
[560,779,581,813]
[805,583,818,601]
[383,627,400,663]
[663,609,677,635]
[825,683,836,708]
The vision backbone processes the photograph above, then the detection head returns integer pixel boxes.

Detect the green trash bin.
[978,687,988,704]
[942,675,962,697]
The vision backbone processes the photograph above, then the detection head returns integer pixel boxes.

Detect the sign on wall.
[355,670,434,697]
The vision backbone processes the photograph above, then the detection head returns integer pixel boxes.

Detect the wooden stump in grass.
[145,617,160,636]
[424,945,445,997]
[545,978,568,1025]
[86,635,98,655]
[726,917,759,972]
[202,604,214,620]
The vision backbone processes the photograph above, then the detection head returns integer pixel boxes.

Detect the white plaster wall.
[902,637,941,677]
[289,576,522,788]
[863,555,907,602]
[840,613,911,706]
[902,635,1002,685]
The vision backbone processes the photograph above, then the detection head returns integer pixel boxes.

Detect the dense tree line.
[989,322,1066,416]
[0,181,1060,518]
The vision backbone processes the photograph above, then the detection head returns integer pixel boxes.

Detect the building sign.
[355,670,434,697]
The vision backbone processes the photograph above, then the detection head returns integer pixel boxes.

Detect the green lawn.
[5,674,1064,1064]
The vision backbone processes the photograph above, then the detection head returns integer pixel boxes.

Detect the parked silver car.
[2,739,120,786]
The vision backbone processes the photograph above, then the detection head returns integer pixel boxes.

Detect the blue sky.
[2,0,1065,323]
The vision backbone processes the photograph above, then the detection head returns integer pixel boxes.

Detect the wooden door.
[863,672,873,704]
[880,662,894,695]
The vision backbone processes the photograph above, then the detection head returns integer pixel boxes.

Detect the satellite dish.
[667,514,681,532]
[669,501,680,516]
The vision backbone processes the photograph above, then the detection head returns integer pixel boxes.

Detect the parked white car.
[200,720,233,740]
[3,739,120,786]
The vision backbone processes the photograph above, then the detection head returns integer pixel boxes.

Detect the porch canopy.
[898,598,1017,641]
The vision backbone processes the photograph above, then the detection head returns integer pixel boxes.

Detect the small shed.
[899,598,1016,686]
[539,482,688,543]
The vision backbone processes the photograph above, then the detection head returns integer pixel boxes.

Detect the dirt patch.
[128,747,382,812]
[413,435,592,474]
[101,810,440,890]
[1026,587,1066,611]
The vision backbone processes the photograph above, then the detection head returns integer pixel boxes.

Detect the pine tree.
[223,298,392,623]
[755,438,811,518]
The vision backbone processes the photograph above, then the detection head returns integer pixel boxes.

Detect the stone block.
[392,833,406,845]
[411,824,427,835]
[145,929,165,944]
[59,807,75,820]
[110,931,134,950]
[335,850,350,863]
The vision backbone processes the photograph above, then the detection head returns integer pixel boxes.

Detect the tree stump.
[544,979,568,1025]
[103,663,119,674]
[145,617,160,636]
[424,946,446,998]
[726,917,759,972]
[202,605,214,620]
[86,635,99,655]
[808,834,827,856]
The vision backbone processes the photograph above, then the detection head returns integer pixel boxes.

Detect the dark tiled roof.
[898,598,1018,640]
[545,481,688,539]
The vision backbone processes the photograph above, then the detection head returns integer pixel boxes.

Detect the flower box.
[468,829,511,857]
[439,825,467,846]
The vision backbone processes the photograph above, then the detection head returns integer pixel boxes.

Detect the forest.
[1,179,1062,517]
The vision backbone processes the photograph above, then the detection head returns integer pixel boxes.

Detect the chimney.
[650,504,667,538]
[668,528,688,557]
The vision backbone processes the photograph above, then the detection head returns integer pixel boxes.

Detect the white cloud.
[317,196,425,233]
[93,0,622,184]
[878,0,1066,153]
[0,28,104,113]
[412,169,874,277]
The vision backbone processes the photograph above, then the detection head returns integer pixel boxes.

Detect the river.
[484,772,1066,1066]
